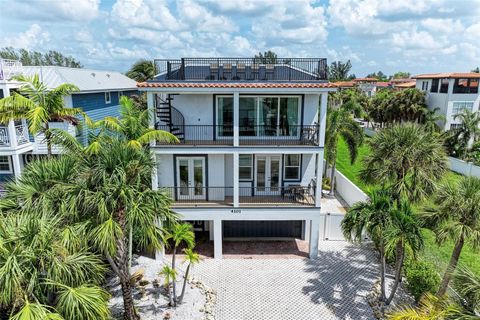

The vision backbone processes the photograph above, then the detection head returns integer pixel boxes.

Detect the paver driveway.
[192,241,378,320]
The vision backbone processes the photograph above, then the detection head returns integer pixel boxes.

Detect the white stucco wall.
[208,154,225,200]
[303,94,320,125]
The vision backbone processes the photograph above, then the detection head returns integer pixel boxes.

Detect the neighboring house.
[138,57,334,259]
[0,59,137,187]
[334,78,394,96]
[413,73,480,130]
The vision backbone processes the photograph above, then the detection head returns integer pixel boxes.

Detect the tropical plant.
[452,109,480,160]
[164,223,195,306]
[126,59,158,82]
[421,176,480,296]
[178,248,201,304]
[159,265,177,307]
[404,260,441,302]
[422,107,446,133]
[328,60,353,81]
[0,74,82,157]
[325,106,364,195]
[361,123,448,202]
[387,293,462,320]
[454,266,480,314]
[254,50,278,63]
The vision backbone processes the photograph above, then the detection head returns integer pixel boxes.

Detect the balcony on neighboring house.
[154,58,328,82]
[0,121,30,148]
[0,59,23,81]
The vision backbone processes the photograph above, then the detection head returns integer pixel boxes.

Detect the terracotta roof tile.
[332,81,355,87]
[394,81,416,88]
[413,73,480,79]
[137,82,337,89]
[354,77,378,82]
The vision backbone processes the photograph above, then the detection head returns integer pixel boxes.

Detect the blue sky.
[1,0,480,76]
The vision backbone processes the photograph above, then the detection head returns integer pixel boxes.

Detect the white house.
[0,59,137,187]
[138,57,335,259]
[413,72,480,130]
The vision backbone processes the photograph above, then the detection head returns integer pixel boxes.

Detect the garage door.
[223,220,302,238]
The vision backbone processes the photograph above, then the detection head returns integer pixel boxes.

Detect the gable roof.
[19,66,137,92]
[413,73,480,79]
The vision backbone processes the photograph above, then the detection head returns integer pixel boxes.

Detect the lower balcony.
[162,186,316,207]
[0,122,30,148]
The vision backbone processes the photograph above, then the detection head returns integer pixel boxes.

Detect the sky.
[1,0,480,76]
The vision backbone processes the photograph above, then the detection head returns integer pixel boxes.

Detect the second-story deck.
[154,58,328,82]
[0,122,30,148]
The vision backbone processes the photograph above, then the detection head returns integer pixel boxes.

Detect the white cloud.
[1,24,50,49]
[10,0,100,21]
[177,0,237,32]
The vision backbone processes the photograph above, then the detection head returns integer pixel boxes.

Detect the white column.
[233,152,239,207]
[309,217,320,259]
[213,219,223,259]
[318,93,328,147]
[11,154,22,177]
[315,150,324,207]
[7,120,17,148]
[233,91,239,147]
[304,220,311,241]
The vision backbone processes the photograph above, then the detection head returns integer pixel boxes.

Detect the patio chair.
[209,63,219,80]
[265,64,274,80]
[234,63,245,80]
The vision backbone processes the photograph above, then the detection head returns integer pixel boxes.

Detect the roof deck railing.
[154,58,328,82]
[0,59,23,81]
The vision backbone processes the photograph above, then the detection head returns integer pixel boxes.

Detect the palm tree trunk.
[171,246,177,306]
[178,263,191,304]
[437,235,464,296]
[379,243,387,303]
[385,242,404,305]
[45,122,52,158]
[115,237,139,320]
[167,282,174,306]
[328,161,336,196]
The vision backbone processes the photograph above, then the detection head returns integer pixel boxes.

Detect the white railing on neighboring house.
[0,126,9,146]
[15,123,30,145]
[448,157,480,178]
[0,59,22,81]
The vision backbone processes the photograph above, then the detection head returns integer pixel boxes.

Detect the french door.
[255,155,282,195]
[176,157,206,200]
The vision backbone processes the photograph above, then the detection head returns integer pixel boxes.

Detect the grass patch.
[334,137,480,277]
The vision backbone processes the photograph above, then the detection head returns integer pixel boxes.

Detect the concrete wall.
[449,156,480,178]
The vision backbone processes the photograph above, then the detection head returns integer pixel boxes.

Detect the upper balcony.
[0,59,23,81]
[0,121,31,148]
[154,58,328,82]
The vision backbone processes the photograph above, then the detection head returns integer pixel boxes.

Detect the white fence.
[448,157,480,178]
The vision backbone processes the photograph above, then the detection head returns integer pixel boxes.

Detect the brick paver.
[193,241,377,320]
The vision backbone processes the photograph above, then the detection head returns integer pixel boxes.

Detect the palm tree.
[384,200,424,305]
[453,109,480,159]
[164,223,195,306]
[178,248,201,304]
[421,176,480,296]
[387,293,462,319]
[0,74,83,157]
[126,59,158,82]
[328,60,353,81]
[325,106,364,195]
[159,265,177,307]
[454,266,480,313]
[422,107,446,133]
[341,190,393,303]
[361,123,448,202]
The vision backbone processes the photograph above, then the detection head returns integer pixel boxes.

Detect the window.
[217,96,233,136]
[421,81,429,91]
[284,154,300,180]
[439,79,449,93]
[239,154,253,180]
[450,123,462,130]
[0,156,11,173]
[105,92,111,104]
[430,79,439,92]
[453,78,479,94]
[452,101,474,115]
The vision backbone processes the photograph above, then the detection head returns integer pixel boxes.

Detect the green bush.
[404,260,441,301]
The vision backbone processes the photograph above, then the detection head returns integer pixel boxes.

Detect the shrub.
[404,260,441,302]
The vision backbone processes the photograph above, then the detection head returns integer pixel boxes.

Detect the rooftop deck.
[154,58,328,82]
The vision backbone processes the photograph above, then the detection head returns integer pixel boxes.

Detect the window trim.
[451,101,474,115]
[0,156,12,174]
[239,154,253,181]
[283,154,301,181]
[105,92,111,104]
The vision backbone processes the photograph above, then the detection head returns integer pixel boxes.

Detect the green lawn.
[334,137,480,276]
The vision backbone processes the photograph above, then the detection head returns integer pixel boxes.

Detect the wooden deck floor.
[172,195,315,207]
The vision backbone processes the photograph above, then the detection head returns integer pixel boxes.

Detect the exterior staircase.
[155,94,185,142]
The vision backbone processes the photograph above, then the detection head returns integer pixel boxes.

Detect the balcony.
[163,186,316,207]
[155,124,319,146]
[0,122,30,147]
[0,59,23,81]
[154,58,328,82]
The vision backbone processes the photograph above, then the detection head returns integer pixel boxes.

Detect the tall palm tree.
[178,248,201,304]
[126,59,158,82]
[164,223,195,306]
[361,123,448,202]
[325,106,364,195]
[421,176,480,296]
[328,60,352,81]
[453,109,480,159]
[0,74,83,157]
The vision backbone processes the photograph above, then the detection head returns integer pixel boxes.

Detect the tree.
[325,106,364,195]
[328,60,353,81]
[0,74,83,157]
[472,67,480,73]
[366,71,389,81]
[391,71,411,79]
[361,123,448,202]
[178,248,200,304]
[452,109,480,160]
[421,176,480,296]
[254,50,278,63]
[159,265,177,307]
[164,223,195,306]
[387,293,461,319]
[422,107,446,133]
[126,59,158,82]
[0,47,82,68]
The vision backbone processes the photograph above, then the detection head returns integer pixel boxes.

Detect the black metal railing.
[161,186,315,206]
[154,58,328,81]
[154,124,319,146]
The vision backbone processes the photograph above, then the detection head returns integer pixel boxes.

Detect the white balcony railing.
[0,59,23,81]
[0,126,9,146]
[15,124,30,145]
[0,123,30,147]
